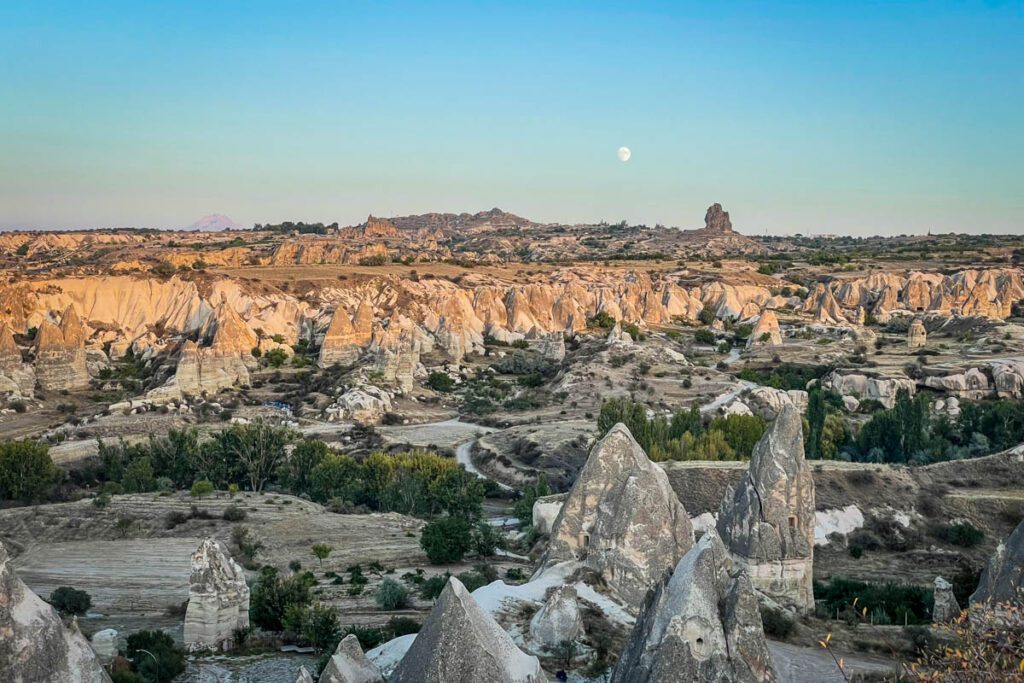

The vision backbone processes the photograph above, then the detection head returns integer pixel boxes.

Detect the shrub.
[426,372,455,392]
[386,616,421,637]
[694,329,716,345]
[759,606,794,639]
[0,441,59,503]
[222,505,247,522]
[418,573,451,600]
[49,586,91,615]
[420,516,473,564]
[375,578,411,610]
[126,629,186,683]
[190,479,214,498]
[934,522,984,548]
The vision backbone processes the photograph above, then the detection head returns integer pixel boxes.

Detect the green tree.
[249,566,314,631]
[190,479,214,497]
[49,586,91,615]
[214,421,292,492]
[278,438,330,494]
[426,371,455,392]
[311,543,333,567]
[122,456,156,493]
[264,348,288,368]
[806,388,826,459]
[420,516,473,564]
[709,414,765,458]
[0,441,59,503]
[375,578,411,610]
[126,630,185,683]
[301,603,341,653]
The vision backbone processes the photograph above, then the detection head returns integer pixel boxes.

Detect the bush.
[694,329,716,345]
[934,522,984,548]
[375,578,411,610]
[249,566,313,632]
[49,586,91,615]
[814,577,932,625]
[759,606,794,639]
[190,479,214,497]
[222,505,247,522]
[386,616,421,637]
[419,573,451,600]
[426,372,455,392]
[0,441,59,503]
[421,516,473,564]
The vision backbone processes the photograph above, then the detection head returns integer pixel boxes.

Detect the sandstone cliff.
[34,305,90,391]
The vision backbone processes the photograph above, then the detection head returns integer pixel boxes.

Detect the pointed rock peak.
[294,666,315,683]
[390,576,543,683]
[320,633,384,683]
[34,319,65,351]
[750,402,807,480]
[0,323,18,355]
[971,517,1024,605]
[326,307,356,336]
[59,305,87,346]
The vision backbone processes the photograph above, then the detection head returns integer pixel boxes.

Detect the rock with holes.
[717,404,816,613]
[183,538,250,652]
[611,530,775,683]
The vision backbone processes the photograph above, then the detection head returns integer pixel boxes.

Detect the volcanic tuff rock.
[704,203,734,233]
[746,310,782,348]
[0,323,34,397]
[319,634,384,683]
[529,584,584,650]
[717,404,816,612]
[89,628,118,662]
[933,577,960,623]
[611,530,775,683]
[319,306,363,367]
[0,541,112,683]
[821,371,916,409]
[34,305,90,391]
[295,667,315,683]
[743,386,808,421]
[326,386,392,424]
[907,318,927,350]
[540,423,694,612]
[389,577,543,683]
[970,517,1024,605]
[183,538,250,652]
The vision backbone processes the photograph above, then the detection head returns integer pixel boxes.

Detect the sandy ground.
[376,418,494,449]
[769,641,898,682]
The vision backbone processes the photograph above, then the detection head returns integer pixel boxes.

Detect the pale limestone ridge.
[0,541,112,682]
[717,403,816,613]
[183,538,250,652]
[540,423,694,612]
[611,530,776,683]
[319,633,383,683]
[390,577,543,683]
[971,517,1024,605]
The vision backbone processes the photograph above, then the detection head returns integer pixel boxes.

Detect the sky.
[1,1,1022,235]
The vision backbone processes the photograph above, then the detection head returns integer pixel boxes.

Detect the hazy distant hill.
[187,214,243,232]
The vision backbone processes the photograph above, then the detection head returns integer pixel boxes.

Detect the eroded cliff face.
[183,538,250,652]
[0,541,112,683]
[34,305,90,391]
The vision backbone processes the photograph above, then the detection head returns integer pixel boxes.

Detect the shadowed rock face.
[971,517,1024,605]
[0,541,111,683]
[390,577,543,683]
[717,403,816,612]
[319,633,383,683]
[933,577,960,623]
[183,538,250,652]
[540,423,694,612]
[611,531,775,683]
[704,203,734,233]
[0,323,34,397]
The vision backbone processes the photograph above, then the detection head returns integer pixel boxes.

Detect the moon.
[617,146,631,162]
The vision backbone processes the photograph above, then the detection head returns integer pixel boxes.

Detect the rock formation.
[529,585,584,651]
[34,305,90,391]
[717,404,816,613]
[821,371,916,409]
[183,538,250,652]
[326,386,393,424]
[89,628,118,662]
[319,307,362,367]
[373,329,420,395]
[534,331,566,361]
[295,667,315,683]
[532,493,567,535]
[907,318,927,350]
[0,541,112,682]
[319,633,384,683]
[540,423,694,612]
[611,530,776,683]
[390,577,543,683]
[932,577,960,623]
[746,310,782,348]
[0,323,35,397]
[704,203,734,233]
[970,517,1024,605]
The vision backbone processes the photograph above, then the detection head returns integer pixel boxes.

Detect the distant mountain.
[187,214,243,232]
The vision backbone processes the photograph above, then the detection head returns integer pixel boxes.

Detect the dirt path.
[769,641,899,682]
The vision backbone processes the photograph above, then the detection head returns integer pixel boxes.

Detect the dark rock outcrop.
[704,203,734,233]
[971,517,1024,605]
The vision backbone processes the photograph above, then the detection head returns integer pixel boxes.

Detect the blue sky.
[1,1,1021,234]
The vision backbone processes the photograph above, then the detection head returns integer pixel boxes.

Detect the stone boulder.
[971,517,1024,605]
[540,423,694,612]
[532,493,567,535]
[933,577,960,623]
[328,386,392,424]
[529,585,584,650]
[183,538,250,652]
[89,628,118,662]
[743,387,807,423]
[0,541,112,682]
[717,404,816,613]
[390,577,543,683]
[907,318,927,350]
[611,530,775,683]
[319,633,384,683]
[34,305,90,391]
